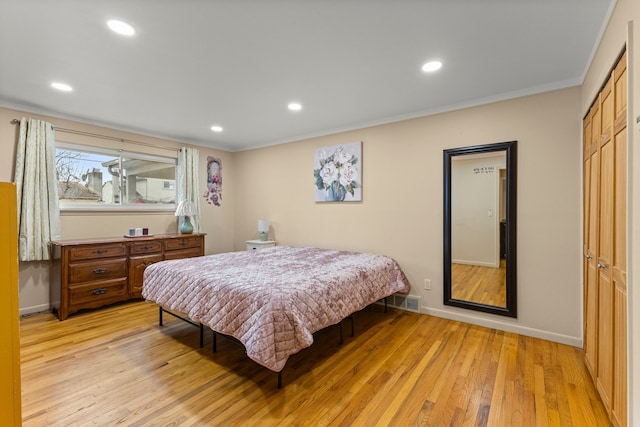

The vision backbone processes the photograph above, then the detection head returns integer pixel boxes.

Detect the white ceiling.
[0,0,614,152]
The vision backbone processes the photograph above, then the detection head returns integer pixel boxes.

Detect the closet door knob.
[585,255,593,260]
[597,263,606,269]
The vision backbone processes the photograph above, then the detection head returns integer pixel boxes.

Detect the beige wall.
[235,87,583,345]
[580,0,639,424]
[0,75,604,364]
[0,107,236,313]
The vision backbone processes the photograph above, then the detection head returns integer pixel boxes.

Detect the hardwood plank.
[20,301,611,426]
[451,261,507,307]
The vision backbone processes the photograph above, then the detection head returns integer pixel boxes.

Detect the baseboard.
[423,306,583,348]
[19,304,51,317]
[17,301,582,348]
[452,259,498,268]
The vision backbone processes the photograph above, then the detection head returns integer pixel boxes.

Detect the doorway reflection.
[447,148,511,311]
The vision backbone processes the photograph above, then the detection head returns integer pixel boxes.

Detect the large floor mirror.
[443,141,517,317]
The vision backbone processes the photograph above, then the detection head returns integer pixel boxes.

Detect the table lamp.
[175,200,196,234]
[258,219,269,241]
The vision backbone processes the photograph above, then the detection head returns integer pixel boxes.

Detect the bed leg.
[212,331,217,353]
[349,314,354,337]
[199,324,204,348]
[278,371,282,389]
[384,297,388,313]
[338,320,344,345]
[159,306,163,326]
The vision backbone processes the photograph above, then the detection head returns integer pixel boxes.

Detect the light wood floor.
[451,261,506,307]
[20,301,610,426]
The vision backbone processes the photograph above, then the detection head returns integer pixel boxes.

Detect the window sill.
[60,204,176,214]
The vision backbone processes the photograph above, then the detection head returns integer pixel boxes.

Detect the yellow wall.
[235,87,583,345]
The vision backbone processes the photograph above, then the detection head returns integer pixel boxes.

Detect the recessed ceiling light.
[288,102,302,111]
[107,19,135,36]
[51,82,73,92]
[421,61,442,73]
[210,125,223,133]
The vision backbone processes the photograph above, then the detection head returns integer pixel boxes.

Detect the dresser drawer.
[68,244,127,261]
[164,236,202,251]
[68,258,128,284]
[129,240,163,255]
[69,278,128,308]
[164,248,202,260]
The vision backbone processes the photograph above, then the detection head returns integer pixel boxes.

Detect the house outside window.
[55,143,177,210]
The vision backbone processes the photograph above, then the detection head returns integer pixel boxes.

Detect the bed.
[142,245,410,379]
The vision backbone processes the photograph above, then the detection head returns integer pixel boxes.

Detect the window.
[55,143,177,210]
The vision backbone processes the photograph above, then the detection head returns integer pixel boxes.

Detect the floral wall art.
[313,141,362,202]
[204,156,222,206]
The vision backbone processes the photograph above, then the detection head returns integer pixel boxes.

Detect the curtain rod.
[10,118,179,153]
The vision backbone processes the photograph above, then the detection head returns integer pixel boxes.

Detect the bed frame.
[156,297,388,388]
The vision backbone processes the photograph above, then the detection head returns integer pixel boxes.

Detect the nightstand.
[246,240,276,250]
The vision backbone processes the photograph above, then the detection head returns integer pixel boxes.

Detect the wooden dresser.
[50,233,205,320]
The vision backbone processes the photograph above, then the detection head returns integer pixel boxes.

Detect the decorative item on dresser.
[246,240,276,250]
[50,233,205,320]
[175,200,197,234]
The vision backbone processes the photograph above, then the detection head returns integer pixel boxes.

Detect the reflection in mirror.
[443,141,517,318]
[451,151,506,306]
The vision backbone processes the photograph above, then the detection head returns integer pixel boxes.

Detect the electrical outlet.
[424,278,431,290]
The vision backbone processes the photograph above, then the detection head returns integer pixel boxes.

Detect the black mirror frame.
[443,141,517,318]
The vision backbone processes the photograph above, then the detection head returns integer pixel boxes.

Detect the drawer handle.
[94,249,108,255]
[91,288,108,295]
[92,268,108,274]
[141,245,153,250]
[180,241,189,246]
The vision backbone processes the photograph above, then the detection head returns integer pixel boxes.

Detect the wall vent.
[378,293,421,313]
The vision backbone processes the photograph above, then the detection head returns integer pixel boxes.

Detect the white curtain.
[177,147,201,233]
[14,118,61,261]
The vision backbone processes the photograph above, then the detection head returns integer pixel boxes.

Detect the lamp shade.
[175,200,196,217]
[258,219,269,232]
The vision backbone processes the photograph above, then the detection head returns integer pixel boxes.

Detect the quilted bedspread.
[142,246,410,372]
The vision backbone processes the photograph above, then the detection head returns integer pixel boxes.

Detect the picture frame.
[313,141,362,202]
[204,156,222,206]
